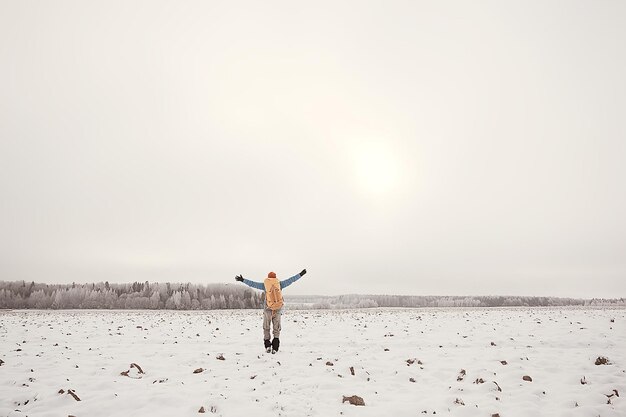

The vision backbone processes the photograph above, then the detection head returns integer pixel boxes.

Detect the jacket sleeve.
[280,273,302,289]
[242,278,265,290]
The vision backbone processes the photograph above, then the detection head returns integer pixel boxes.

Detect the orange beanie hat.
[267,271,276,278]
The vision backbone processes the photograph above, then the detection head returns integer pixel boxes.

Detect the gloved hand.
[300,269,307,276]
[235,275,244,282]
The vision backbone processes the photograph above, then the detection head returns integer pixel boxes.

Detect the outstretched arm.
[280,268,307,289]
[235,275,264,290]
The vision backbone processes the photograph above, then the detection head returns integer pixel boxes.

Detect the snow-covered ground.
[1,307,624,417]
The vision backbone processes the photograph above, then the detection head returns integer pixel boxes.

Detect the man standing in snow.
[235,269,307,353]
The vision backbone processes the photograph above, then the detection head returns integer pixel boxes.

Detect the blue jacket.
[242,273,303,311]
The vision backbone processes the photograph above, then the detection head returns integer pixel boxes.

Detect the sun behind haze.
[352,142,404,197]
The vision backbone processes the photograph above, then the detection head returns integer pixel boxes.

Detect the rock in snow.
[342,395,365,406]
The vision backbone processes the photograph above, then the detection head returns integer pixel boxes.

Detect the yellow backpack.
[263,277,284,311]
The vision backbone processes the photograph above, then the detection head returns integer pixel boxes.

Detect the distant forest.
[0,280,624,310]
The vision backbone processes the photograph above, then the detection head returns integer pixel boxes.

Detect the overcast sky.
[1,1,625,298]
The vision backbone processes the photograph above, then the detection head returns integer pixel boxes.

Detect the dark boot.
[271,338,280,353]
[264,339,271,353]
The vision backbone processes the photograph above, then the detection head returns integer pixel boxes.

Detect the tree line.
[0,280,623,309]
[0,280,263,310]
[287,294,625,308]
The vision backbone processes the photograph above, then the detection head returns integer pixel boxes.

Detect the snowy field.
[1,307,624,417]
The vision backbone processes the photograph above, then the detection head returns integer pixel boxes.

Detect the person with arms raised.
[235,269,307,353]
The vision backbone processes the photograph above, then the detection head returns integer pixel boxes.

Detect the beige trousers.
[263,309,281,340]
